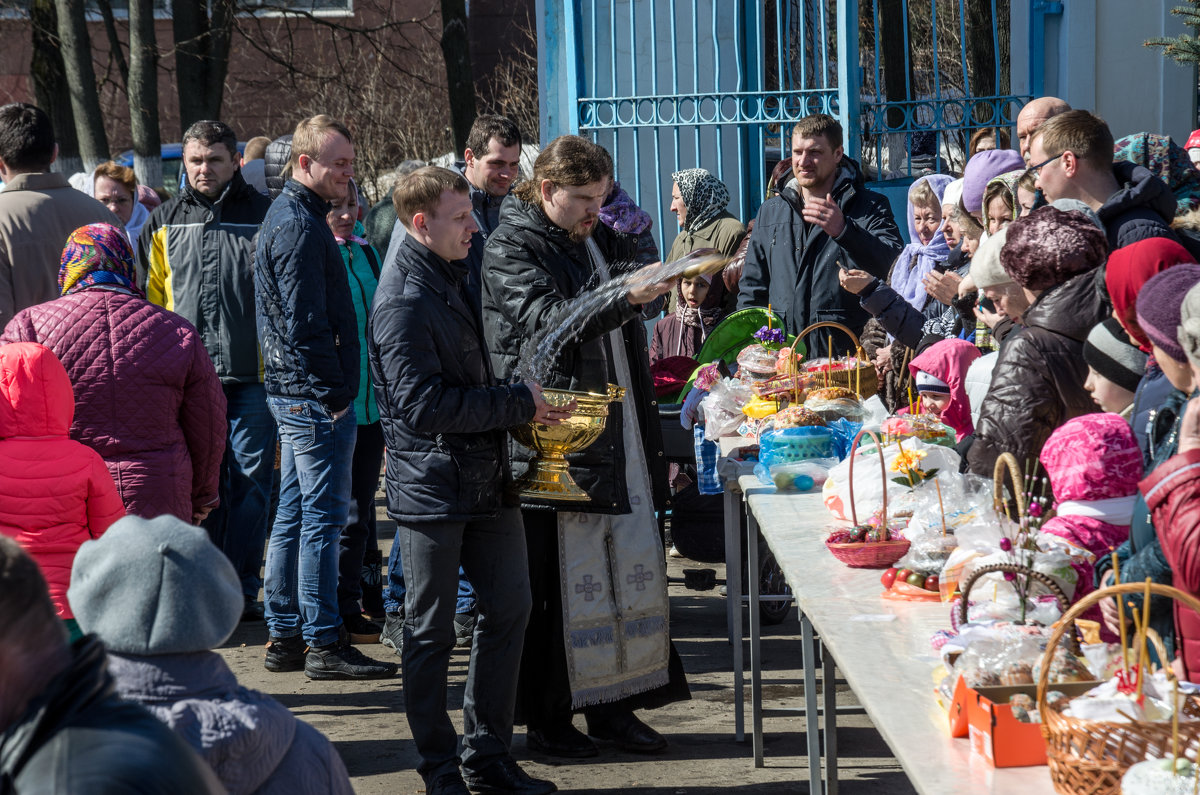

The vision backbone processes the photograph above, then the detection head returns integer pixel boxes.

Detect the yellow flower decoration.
[891,448,928,474]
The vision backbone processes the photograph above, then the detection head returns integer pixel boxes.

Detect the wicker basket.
[791,321,878,399]
[825,428,910,568]
[1037,582,1200,795]
[992,452,1029,521]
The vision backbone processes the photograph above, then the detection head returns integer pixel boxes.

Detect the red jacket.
[2,289,226,521]
[1142,447,1200,680]
[0,342,125,618]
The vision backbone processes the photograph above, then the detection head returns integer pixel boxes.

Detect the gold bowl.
[510,384,625,501]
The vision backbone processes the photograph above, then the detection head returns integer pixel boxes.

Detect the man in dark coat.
[368,165,562,795]
[254,115,395,681]
[482,135,687,760]
[1030,110,1181,252]
[738,113,904,354]
[0,536,223,795]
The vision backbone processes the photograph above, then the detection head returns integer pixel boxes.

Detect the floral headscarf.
[981,169,1024,231]
[58,223,143,297]
[1114,132,1200,217]
[672,168,731,233]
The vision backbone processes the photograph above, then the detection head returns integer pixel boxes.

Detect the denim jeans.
[384,533,476,616]
[397,507,531,780]
[202,383,277,599]
[264,396,356,647]
[338,421,384,616]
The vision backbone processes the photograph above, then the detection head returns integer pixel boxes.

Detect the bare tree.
[127,0,162,186]
[28,0,82,174]
[440,0,476,153]
[54,0,109,169]
[479,15,539,144]
[173,0,235,133]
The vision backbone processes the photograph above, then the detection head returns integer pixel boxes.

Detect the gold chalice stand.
[510,384,625,501]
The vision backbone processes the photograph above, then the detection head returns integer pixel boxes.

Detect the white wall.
[1052,0,1196,140]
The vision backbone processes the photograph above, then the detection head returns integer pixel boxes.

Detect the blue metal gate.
[538,0,1031,254]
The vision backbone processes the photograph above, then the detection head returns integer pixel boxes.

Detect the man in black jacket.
[738,113,904,354]
[482,136,685,760]
[0,536,222,794]
[139,120,274,622]
[369,166,562,795]
[254,115,395,681]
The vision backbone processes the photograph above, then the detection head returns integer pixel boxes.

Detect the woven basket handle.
[847,428,887,528]
[1035,582,1200,709]
[992,452,1027,521]
[792,320,865,361]
[957,562,1071,626]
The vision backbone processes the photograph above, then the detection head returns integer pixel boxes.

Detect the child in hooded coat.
[0,342,125,626]
[1037,414,1144,639]
[907,338,981,441]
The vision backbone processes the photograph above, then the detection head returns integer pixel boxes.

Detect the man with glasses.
[1028,109,1179,251]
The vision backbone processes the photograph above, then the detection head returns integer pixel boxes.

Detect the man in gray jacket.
[0,103,118,326]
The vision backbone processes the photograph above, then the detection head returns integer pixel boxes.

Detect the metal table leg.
[822,640,838,795]
[723,481,743,741]
[801,613,821,795]
[747,507,763,766]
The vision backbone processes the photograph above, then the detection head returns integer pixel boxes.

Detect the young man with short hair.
[140,120,275,616]
[738,113,903,353]
[1030,109,1180,251]
[370,165,563,795]
[0,102,118,326]
[254,114,396,681]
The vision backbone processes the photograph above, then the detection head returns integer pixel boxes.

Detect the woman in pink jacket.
[0,342,125,629]
[2,224,226,523]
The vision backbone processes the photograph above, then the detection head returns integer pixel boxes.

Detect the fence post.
[837,0,861,163]
[537,0,581,143]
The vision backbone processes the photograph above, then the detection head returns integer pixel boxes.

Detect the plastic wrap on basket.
[735,343,779,382]
[880,413,957,448]
[754,460,832,490]
[759,426,836,466]
[700,378,753,441]
[821,438,962,521]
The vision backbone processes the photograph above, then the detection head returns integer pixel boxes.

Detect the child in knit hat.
[908,338,981,441]
[1083,318,1148,418]
[69,515,355,795]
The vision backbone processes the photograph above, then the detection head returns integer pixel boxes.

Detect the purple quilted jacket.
[1,288,226,521]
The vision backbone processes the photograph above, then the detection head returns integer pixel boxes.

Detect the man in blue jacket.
[253,114,395,681]
[738,113,903,354]
[369,166,564,795]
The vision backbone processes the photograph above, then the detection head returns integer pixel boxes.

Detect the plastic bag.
[735,344,779,379]
[759,426,836,466]
[821,438,962,521]
[754,460,832,490]
[700,377,753,441]
[879,413,957,448]
[804,394,869,424]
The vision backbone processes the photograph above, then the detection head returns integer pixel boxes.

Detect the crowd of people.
[4,89,1200,794]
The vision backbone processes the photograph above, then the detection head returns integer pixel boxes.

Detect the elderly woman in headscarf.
[1,223,226,523]
[665,169,746,312]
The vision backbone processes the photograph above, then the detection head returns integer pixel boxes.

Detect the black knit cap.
[1083,317,1148,393]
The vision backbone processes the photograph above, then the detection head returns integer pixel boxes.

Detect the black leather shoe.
[427,771,470,795]
[585,710,667,754]
[241,597,265,623]
[526,724,598,758]
[463,757,557,795]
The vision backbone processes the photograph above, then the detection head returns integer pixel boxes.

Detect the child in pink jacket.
[1037,414,1143,638]
[0,342,124,630]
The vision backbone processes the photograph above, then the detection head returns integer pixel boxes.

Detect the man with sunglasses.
[1027,109,1180,251]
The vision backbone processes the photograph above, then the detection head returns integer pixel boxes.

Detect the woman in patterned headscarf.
[664,168,747,311]
[0,223,226,523]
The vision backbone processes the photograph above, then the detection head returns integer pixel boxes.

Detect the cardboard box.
[966,682,1099,768]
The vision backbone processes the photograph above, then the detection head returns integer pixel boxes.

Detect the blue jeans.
[264,396,356,647]
[202,383,277,598]
[385,532,476,615]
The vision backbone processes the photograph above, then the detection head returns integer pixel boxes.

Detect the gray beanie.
[1180,282,1200,369]
[69,515,242,655]
[1048,198,1104,231]
[970,226,1011,289]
